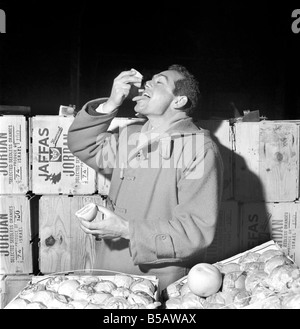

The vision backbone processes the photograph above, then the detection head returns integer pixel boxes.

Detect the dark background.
[0,1,299,120]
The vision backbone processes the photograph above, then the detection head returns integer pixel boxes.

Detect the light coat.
[67,98,224,291]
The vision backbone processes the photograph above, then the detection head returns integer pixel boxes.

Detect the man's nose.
[144,81,152,89]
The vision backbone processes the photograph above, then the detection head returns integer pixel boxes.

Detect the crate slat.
[39,195,105,273]
[259,122,299,201]
[234,122,299,202]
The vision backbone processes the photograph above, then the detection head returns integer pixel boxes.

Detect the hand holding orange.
[75,203,98,222]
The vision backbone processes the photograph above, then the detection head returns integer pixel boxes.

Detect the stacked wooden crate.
[0,113,106,308]
[203,120,300,266]
[29,115,104,275]
[32,116,145,274]
[235,121,300,265]
[0,115,33,308]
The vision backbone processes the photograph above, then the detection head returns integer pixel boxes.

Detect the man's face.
[134,69,184,116]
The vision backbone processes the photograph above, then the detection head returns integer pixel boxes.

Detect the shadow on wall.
[198,119,270,263]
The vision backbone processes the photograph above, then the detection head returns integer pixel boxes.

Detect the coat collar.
[124,116,209,164]
[141,112,201,135]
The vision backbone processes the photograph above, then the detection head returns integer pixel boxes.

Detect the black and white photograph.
[0,1,300,314]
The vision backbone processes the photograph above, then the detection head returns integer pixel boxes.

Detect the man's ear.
[173,96,188,110]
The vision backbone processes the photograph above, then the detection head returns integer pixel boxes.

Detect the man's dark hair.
[168,64,200,116]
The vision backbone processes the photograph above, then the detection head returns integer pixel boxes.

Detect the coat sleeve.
[67,98,119,172]
[128,140,224,265]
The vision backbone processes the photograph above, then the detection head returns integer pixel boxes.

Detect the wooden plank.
[234,121,299,202]
[0,115,29,194]
[199,120,233,200]
[259,122,299,201]
[240,202,300,266]
[30,115,97,195]
[0,196,32,274]
[39,195,105,273]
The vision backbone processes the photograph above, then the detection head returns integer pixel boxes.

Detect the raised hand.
[104,69,143,113]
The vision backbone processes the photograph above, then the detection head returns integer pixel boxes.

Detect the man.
[67,64,224,292]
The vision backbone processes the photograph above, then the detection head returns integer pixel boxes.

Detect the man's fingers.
[80,224,104,237]
[80,223,94,234]
[80,223,113,239]
[115,69,136,79]
[80,218,103,230]
[122,76,143,85]
[115,70,142,86]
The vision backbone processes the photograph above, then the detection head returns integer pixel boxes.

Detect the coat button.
[161,235,166,240]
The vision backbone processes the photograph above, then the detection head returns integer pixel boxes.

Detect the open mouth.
[142,91,151,98]
[132,89,151,103]
[137,89,150,98]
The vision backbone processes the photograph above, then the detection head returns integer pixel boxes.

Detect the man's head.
[167,64,200,116]
[133,64,200,119]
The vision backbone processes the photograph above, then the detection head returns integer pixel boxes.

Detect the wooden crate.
[205,201,240,263]
[163,240,282,304]
[97,117,145,195]
[0,115,29,194]
[39,195,105,273]
[0,195,32,274]
[198,120,233,200]
[234,121,299,202]
[30,115,97,195]
[0,274,32,309]
[240,202,300,266]
[5,274,159,309]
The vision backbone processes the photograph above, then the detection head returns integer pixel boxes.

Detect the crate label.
[31,116,96,194]
[0,116,28,194]
[240,202,300,266]
[240,205,272,251]
[0,197,32,274]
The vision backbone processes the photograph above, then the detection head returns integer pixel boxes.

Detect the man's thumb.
[96,204,111,218]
